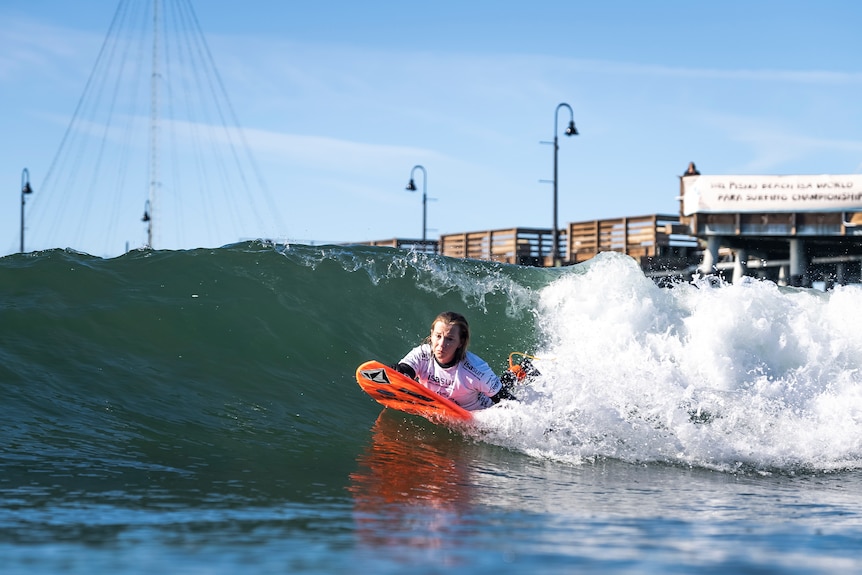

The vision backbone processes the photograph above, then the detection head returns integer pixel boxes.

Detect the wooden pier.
[565,214,699,271]
[358,238,438,254]
[438,227,559,266]
[355,172,862,288]
[355,213,701,276]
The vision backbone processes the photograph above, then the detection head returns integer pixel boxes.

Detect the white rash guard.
[399,344,503,411]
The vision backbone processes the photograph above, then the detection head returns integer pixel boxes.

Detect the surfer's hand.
[520,358,540,378]
[500,369,519,387]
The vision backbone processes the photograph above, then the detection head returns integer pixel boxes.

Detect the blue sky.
[2,0,861,257]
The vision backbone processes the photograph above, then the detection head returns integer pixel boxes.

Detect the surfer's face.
[430,321,462,365]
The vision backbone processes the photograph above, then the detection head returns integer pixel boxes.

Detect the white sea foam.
[476,252,862,473]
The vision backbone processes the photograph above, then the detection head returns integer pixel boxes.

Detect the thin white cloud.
[0,15,96,79]
[550,57,862,85]
[241,128,436,172]
[696,111,862,173]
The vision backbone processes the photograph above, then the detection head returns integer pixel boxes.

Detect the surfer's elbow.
[491,386,516,404]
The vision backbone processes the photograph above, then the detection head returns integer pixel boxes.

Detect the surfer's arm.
[393,362,416,379]
[491,370,518,404]
[395,344,432,381]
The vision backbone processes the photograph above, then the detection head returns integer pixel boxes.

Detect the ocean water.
[1,242,861,574]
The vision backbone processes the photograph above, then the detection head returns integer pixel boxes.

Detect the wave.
[1,242,861,486]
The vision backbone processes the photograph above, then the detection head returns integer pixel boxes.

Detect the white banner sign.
[681,174,862,215]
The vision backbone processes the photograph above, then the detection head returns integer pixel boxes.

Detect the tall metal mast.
[146,0,161,249]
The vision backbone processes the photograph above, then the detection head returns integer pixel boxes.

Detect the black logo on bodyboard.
[361,368,390,384]
[398,387,435,403]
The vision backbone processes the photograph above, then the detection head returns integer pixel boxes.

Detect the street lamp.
[20,168,33,253]
[550,102,578,266]
[405,164,427,242]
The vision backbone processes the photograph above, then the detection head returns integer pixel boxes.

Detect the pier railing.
[567,214,699,265]
[438,227,563,266]
[354,238,438,254]
[356,214,701,271]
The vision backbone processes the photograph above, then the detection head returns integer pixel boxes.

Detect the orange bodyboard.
[355,360,474,424]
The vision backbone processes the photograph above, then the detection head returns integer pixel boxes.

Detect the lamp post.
[20,168,33,253]
[550,103,578,266]
[405,164,427,242]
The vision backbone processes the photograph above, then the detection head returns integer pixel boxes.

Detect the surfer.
[393,311,520,410]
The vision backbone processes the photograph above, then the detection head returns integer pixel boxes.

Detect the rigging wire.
[32,0,130,248]
[180,0,284,238]
[75,2,148,251]
[102,8,149,252]
[27,0,288,256]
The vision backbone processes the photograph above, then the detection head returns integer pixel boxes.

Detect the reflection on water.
[348,410,476,551]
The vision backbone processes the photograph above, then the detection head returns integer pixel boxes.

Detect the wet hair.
[424,311,470,364]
